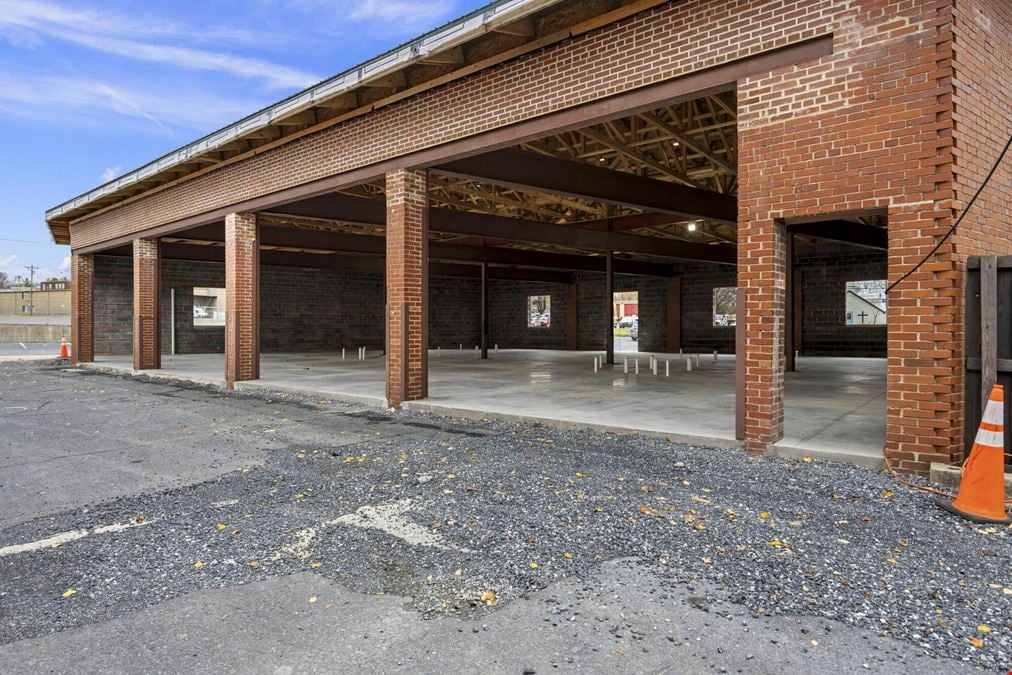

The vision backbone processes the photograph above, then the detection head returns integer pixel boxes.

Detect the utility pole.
[25,264,38,316]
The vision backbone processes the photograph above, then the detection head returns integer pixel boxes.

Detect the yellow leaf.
[899,539,909,547]
[1003,588,1012,595]
[680,478,690,486]
[802,457,813,463]
[50,542,61,549]
[691,495,712,505]
[446,474,456,479]
[759,512,771,519]
[694,524,706,531]
[725,509,737,520]
[968,637,983,648]
[529,562,538,569]
[216,523,227,531]
[308,596,318,604]
[563,552,573,559]
[886,558,898,564]
[194,561,205,569]
[978,625,991,633]
[770,540,783,548]
[831,493,842,500]
[248,561,258,568]
[639,505,657,515]
[454,568,463,576]
[575,472,588,478]
[61,588,77,598]
[310,562,322,569]
[294,493,306,501]
[882,490,895,498]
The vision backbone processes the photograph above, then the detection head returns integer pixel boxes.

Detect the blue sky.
[0,0,490,282]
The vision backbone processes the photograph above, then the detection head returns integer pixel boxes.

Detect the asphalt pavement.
[0,360,1007,673]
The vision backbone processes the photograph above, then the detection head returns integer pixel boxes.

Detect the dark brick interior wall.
[94,256,132,355]
[488,280,569,349]
[93,245,886,358]
[259,267,384,352]
[430,276,481,348]
[677,263,737,353]
[795,241,887,357]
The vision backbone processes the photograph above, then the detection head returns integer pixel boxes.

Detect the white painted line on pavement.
[330,499,474,553]
[0,519,153,558]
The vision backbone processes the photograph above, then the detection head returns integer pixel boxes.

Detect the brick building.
[47,0,1011,474]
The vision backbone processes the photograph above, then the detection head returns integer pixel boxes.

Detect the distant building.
[0,287,71,316]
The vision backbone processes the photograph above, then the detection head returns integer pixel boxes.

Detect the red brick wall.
[951,0,1012,262]
[385,169,428,407]
[225,213,260,387]
[71,253,94,363]
[737,1,959,469]
[132,238,160,370]
[70,0,842,250]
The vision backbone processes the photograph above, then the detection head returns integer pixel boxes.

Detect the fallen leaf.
[759,512,771,519]
[886,558,898,564]
[563,552,573,559]
[694,524,706,531]
[968,637,983,648]
[802,457,813,463]
[134,515,144,524]
[310,562,322,569]
[639,505,657,515]
[1003,588,1012,595]
[837,539,850,545]
[248,561,258,568]
[575,472,588,479]
[725,509,738,520]
[294,493,306,501]
[61,589,77,598]
[454,568,463,576]
[194,561,205,569]
[216,523,227,531]
[770,540,783,548]
[50,542,61,549]
[882,490,895,498]
[529,562,538,569]
[308,596,318,604]
[978,625,991,633]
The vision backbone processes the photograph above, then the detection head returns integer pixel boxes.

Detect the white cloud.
[0,70,266,135]
[0,254,19,276]
[348,0,455,28]
[100,166,121,183]
[0,0,320,90]
[59,255,70,271]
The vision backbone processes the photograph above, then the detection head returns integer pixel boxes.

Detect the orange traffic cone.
[937,384,1010,524]
[59,336,69,360]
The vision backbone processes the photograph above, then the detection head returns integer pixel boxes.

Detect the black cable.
[887,133,1012,294]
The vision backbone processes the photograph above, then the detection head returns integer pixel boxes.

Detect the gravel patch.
[0,362,1009,670]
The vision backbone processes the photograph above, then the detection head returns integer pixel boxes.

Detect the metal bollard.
[624,357,628,374]
[713,350,718,363]
[665,360,670,377]
[342,348,345,360]
[687,359,693,372]
[635,359,639,375]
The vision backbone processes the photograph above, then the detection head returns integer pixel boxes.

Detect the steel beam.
[434,148,737,224]
[786,220,887,250]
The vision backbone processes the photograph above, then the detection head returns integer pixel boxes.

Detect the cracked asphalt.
[0,360,1008,673]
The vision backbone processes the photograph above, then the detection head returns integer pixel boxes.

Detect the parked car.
[617,315,637,328]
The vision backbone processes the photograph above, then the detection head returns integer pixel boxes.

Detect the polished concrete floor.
[88,349,886,467]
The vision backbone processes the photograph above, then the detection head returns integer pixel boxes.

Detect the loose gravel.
[0,362,1009,671]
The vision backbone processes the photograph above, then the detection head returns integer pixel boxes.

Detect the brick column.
[385,168,428,408]
[132,238,160,370]
[885,204,963,473]
[70,253,94,364]
[737,219,787,453]
[225,212,260,388]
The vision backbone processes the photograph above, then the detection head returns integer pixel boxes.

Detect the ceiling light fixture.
[687,222,697,231]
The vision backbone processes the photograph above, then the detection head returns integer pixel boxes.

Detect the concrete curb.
[930,461,1012,491]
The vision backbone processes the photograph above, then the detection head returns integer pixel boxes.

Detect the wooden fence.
[965,256,1012,466]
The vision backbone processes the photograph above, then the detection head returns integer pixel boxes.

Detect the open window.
[712,286,737,327]
[845,280,887,326]
[527,294,550,328]
[193,287,226,326]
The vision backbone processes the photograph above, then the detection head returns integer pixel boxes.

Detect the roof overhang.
[47,0,604,244]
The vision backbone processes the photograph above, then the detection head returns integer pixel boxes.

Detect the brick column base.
[71,253,94,364]
[738,219,787,453]
[133,238,160,370]
[225,212,260,388]
[385,168,428,408]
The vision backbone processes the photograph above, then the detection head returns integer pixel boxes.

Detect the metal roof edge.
[46,0,562,222]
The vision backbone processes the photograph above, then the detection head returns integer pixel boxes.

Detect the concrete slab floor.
[87,350,886,467]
